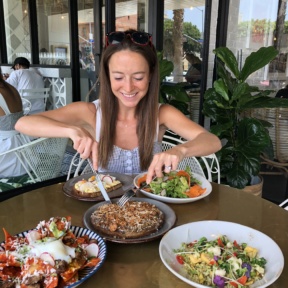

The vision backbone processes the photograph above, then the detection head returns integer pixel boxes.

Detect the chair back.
[162,130,221,183]
[19,88,50,114]
[1,137,68,182]
[21,98,32,115]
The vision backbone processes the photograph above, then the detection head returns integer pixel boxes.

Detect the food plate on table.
[134,171,212,204]
[83,197,177,244]
[159,220,284,288]
[63,172,134,202]
[0,218,107,288]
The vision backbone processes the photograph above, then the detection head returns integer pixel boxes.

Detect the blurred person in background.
[3,57,45,114]
[0,68,28,178]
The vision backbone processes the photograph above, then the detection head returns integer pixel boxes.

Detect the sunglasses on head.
[106,31,152,47]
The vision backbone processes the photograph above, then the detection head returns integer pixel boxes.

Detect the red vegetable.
[176,255,184,264]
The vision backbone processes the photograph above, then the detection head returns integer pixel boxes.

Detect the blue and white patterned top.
[93,100,162,175]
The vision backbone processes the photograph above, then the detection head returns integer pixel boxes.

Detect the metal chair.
[19,88,50,114]
[162,130,221,183]
[0,137,68,183]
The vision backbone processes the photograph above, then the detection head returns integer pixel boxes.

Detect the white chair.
[21,98,32,116]
[0,137,68,183]
[19,88,50,114]
[162,130,221,183]
[279,199,288,211]
[66,152,88,180]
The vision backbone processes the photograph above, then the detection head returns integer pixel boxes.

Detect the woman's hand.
[145,146,186,184]
[69,127,98,170]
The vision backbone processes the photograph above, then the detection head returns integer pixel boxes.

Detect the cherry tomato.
[176,255,184,265]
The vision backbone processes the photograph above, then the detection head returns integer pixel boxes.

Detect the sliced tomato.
[237,275,248,285]
[229,275,247,287]
[233,240,240,248]
[176,255,184,265]
[209,259,217,265]
[217,238,224,247]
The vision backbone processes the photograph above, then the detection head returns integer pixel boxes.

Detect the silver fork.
[117,176,157,207]
[117,189,136,207]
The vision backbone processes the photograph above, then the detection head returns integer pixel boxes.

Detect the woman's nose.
[123,79,134,92]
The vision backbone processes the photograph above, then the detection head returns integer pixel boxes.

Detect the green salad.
[146,167,202,198]
[173,235,266,287]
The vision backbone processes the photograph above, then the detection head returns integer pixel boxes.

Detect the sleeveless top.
[93,100,162,175]
[0,94,28,178]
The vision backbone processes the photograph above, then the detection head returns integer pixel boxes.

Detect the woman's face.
[108,50,150,108]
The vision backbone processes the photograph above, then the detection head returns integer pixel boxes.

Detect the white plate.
[159,221,284,288]
[134,172,212,204]
[0,226,107,288]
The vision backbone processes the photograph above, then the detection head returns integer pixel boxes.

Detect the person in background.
[79,50,87,69]
[3,57,45,114]
[0,68,28,178]
[15,30,222,183]
[275,84,288,99]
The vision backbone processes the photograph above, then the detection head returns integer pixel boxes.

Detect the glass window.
[37,0,70,66]
[226,0,286,91]
[3,0,30,64]
[163,1,205,85]
[115,0,149,33]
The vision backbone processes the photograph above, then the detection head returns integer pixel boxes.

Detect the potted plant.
[157,51,190,115]
[203,46,288,189]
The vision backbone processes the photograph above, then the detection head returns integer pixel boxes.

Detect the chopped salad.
[138,168,206,198]
[173,235,267,287]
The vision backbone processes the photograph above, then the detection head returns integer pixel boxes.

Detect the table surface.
[0,181,287,288]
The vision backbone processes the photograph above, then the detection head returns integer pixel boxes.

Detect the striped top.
[93,100,162,175]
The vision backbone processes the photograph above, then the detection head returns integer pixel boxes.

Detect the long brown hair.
[98,30,159,170]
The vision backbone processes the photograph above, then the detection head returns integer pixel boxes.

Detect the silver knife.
[87,159,112,203]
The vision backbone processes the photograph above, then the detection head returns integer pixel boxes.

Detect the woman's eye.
[134,78,143,81]
[114,77,123,81]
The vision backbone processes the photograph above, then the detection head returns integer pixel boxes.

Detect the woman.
[15,30,221,183]
[0,69,28,177]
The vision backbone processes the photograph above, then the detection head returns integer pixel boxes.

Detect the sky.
[165,7,205,32]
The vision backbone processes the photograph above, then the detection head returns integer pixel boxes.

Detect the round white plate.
[159,221,284,288]
[134,172,212,204]
[0,226,107,288]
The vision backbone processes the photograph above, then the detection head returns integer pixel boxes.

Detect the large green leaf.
[214,47,240,79]
[214,79,229,101]
[239,46,278,81]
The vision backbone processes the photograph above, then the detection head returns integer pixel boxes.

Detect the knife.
[87,159,112,203]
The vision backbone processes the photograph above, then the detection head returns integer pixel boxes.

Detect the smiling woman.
[15,29,221,185]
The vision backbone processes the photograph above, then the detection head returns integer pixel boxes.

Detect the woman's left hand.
[145,147,185,184]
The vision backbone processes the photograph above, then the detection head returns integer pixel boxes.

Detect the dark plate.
[82,197,177,244]
[63,172,134,202]
[0,226,107,288]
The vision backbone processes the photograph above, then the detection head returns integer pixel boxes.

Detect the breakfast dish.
[63,172,134,202]
[73,173,122,197]
[0,216,107,288]
[90,201,165,239]
[83,198,176,244]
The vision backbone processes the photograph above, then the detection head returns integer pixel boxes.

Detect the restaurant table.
[0,182,287,288]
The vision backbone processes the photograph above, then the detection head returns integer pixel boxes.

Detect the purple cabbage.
[242,262,252,278]
[213,275,225,288]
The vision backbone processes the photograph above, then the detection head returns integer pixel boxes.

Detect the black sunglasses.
[106,31,152,47]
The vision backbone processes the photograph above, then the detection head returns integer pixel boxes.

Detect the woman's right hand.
[69,127,98,170]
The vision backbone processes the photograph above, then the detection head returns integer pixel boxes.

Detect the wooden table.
[0,182,287,288]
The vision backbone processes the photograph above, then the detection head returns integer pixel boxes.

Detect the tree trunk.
[173,9,184,82]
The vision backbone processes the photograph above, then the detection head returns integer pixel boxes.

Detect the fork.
[117,176,157,207]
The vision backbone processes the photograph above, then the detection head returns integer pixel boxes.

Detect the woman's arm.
[146,104,222,182]
[15,102,99,167]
